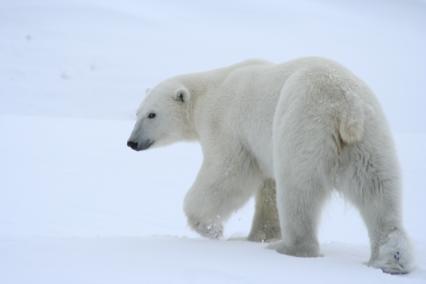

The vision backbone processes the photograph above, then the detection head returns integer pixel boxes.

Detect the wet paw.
[188,217,223,239]
[368,231,413,274]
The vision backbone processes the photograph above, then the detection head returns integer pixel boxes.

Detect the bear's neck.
[176,70,227,141]
[178,70,225,98]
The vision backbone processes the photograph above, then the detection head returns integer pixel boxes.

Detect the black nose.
[127,140,138,150]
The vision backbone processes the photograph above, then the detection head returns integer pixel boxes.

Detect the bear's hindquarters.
[271,65,413,273]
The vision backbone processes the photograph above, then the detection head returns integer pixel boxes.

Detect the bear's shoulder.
[214,59,272,83]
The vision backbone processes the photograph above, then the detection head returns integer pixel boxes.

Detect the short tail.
[339,91,364,144]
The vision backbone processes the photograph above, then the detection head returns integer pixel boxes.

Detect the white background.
[1,0,425,283]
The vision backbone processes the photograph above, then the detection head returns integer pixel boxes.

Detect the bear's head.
[127,79,193,151]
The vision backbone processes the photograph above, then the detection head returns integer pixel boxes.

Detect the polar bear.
[127,57,413,274]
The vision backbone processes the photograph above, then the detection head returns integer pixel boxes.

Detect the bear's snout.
[127,139,154,151]
[127,140,139,150]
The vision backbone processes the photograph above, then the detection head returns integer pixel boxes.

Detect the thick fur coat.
[128,57,413,274]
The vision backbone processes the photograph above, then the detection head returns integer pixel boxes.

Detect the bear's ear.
[175,88,190,103]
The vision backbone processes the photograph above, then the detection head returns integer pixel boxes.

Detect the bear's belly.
[245,130,275,179]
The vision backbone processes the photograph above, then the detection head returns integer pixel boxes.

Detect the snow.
[1,0,425,283]
[3,238,426,284]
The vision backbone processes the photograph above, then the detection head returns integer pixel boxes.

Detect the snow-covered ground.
[1,0,425,283]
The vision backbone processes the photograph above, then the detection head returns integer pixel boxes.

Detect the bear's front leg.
[184,154,261,239]
[248,179,281,242]
[186,215,224,239]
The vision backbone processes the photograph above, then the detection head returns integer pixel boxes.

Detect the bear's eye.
[147,112,156,119]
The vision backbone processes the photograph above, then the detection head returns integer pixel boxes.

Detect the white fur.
[128,57,413,274]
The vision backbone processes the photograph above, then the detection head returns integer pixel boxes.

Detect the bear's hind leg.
[248,179,281,242]
[339,148,413,274]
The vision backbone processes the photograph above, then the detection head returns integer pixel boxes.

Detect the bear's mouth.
[138,139,154,151]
